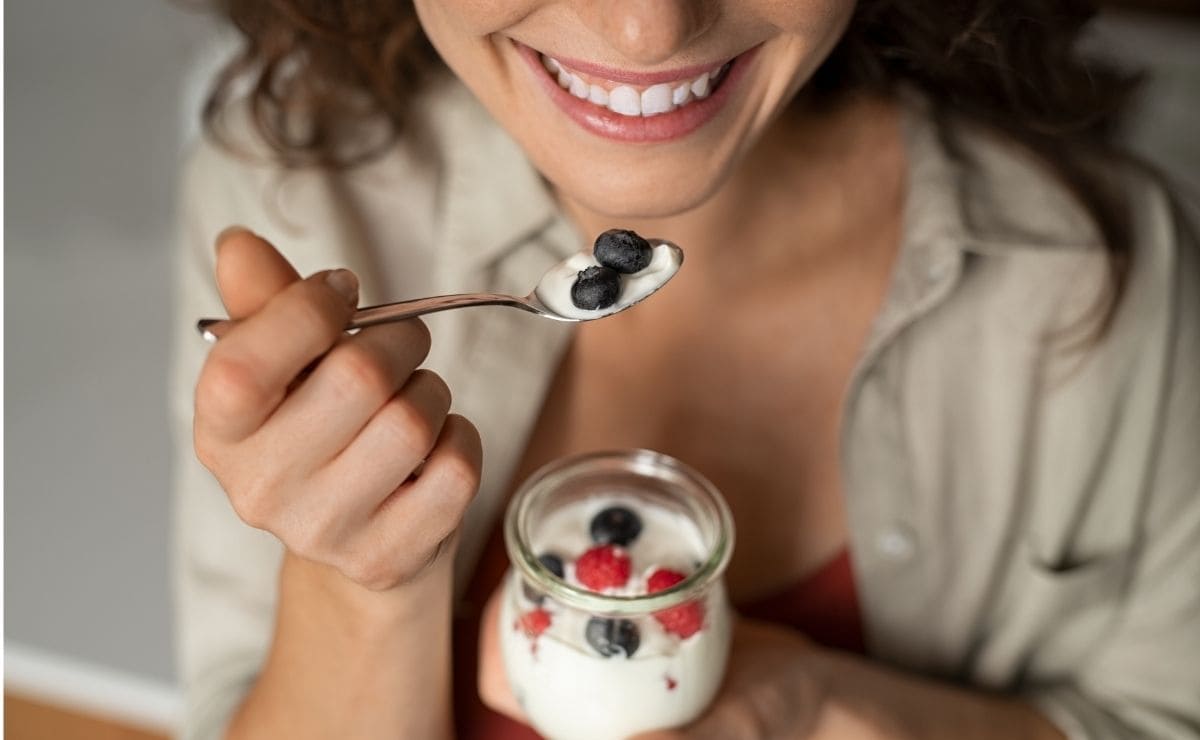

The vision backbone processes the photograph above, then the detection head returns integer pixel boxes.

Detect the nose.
[575,0,718,66]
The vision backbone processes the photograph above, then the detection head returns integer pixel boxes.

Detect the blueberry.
[524,551,566,603]
[585,617,640,658]
[570,266,621,311]
[537,552,565,579]
[594,229,653,274]
[522,580,543,604]
[590,506,642,547]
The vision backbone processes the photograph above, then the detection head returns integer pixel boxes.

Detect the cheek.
[415,0,536,36]
[759,0,857,33]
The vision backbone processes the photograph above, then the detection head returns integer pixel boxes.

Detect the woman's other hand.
[476,586,829,739]
[628,619,828,740]
[193,227,482,592]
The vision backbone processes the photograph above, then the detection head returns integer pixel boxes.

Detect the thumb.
[214,226,303,319]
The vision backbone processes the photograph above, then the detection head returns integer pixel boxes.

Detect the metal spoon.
[196,239,682,342]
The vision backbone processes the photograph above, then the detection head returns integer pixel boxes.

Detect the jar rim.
[503,449,734,616]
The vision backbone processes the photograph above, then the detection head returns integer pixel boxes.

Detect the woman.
[173,1,1199,738]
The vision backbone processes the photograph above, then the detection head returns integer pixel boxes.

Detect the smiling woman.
[209,1,1136,224]
[177,2,1199,740]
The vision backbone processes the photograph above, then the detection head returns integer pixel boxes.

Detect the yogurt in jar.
[500,494,732,740]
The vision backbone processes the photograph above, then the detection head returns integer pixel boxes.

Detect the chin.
[552,167,723,220]
[518,134,737,220]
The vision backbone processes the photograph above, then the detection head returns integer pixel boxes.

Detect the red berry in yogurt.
[575,544,632,591]
[518,608,553,638]
[647,568,705,638]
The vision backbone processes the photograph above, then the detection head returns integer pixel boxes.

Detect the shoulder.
[177,74,491,296]
[911,105,1195,349]
[945,112,1189,274]
[946,116,1200,486]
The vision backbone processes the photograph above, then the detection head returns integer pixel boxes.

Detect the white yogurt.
[535,242,682,321]
[500,495,731,740]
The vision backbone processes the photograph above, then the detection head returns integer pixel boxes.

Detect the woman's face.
[412,0,856,219]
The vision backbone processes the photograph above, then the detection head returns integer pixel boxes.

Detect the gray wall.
[4,0,1198,702]
[5,0,220,684]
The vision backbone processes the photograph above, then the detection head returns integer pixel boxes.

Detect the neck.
[557,93,905,274]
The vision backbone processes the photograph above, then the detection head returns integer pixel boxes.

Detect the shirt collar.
[899,91,1104,259]
[858,92,1106,361]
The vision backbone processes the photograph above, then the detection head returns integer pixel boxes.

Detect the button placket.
[875,523,918,562]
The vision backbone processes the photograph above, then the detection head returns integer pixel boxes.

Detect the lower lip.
[514,42,757,144]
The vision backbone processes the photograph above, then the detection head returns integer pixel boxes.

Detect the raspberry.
[574,545,632,591]
[647,568,704,638]
[646,568,687,592]
[517,608,552,638]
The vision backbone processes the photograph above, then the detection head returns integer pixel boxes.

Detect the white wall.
[3,2,1197,731]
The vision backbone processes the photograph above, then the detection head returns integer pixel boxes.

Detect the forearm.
[225,549,456,740]
[808,648,1065,740]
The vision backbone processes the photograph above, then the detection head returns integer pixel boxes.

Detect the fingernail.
[325,269,359,305]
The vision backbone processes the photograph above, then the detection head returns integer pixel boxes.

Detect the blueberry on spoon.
[594,229,653,274]
[571,265,621,310]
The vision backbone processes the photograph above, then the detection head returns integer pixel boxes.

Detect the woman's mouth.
[514,41,756,144]
[540,55,731,118]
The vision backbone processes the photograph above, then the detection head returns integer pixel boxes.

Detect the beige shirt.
[171,77,1200,740]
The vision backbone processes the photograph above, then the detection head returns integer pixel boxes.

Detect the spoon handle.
[196,292,534,343]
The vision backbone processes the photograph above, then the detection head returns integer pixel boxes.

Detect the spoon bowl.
[197,239,682,342]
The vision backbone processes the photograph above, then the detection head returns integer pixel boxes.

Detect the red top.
[453,524,865,739]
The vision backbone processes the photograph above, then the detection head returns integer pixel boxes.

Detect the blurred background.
[3,1,1198,738]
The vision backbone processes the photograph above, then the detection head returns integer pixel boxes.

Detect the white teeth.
[607,86,641,116]
[641,84,674,116]
[672,83,691,106]
[588,84,609,106]
[569,75,589,99]
[540,53,728,117]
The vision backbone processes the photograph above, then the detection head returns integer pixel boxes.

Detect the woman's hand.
[629,619,828,740]
[478,586,1062,740]
[193,227,482,593]
[476,587,828,739]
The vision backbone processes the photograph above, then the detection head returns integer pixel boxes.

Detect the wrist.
[803,645,1066,740]
[805,646,911,740]
[281,538,458,629]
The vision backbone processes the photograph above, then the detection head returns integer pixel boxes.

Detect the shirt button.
[875,524,918,561]
[926,258,951,283]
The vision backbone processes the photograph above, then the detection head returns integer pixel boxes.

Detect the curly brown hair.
[203,0,1143,331]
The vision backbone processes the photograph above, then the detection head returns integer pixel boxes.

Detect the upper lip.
[519,41,735,86]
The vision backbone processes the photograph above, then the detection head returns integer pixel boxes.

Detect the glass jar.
[500,449,735,740]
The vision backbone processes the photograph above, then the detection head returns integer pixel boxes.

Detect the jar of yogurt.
[500,449,735,740]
